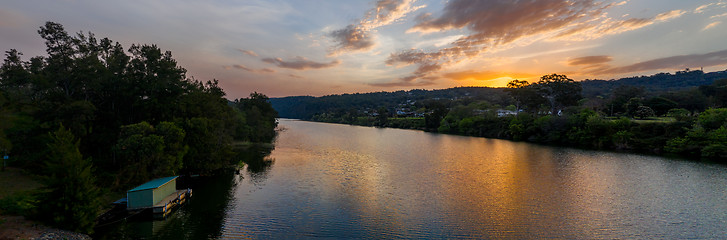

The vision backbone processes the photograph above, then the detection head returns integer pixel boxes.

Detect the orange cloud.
[695,2,726,14]
[375,1,689,88]
[328,0,424,55]
[381,0,606,87]
[703,21,722,31]
[556,9,686,41]
[441,70,537,82]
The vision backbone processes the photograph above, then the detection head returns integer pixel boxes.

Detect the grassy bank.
[0,168,42,200]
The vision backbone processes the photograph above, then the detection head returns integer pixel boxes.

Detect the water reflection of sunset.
[218,120,727,239]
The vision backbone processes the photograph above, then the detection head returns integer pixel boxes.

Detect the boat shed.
[127,176,178,209]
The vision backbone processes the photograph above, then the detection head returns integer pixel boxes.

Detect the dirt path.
[0,215,91,240]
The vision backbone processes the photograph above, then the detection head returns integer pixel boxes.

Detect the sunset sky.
[2,0,727,98]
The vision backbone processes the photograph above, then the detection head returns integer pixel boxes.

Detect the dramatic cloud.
[262,56,341,70]
[329,25,375,54]
[591,49,727,75]
[382,0,607,86]
[328,0,424,55]
[380,0,690,87]
[556,9,686,41]
[567,56,613,66]
[238,49,259,57]
[408,0,604,40]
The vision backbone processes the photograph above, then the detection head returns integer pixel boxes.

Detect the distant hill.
[581,69,727,97]
[270,87,506,119]
[271,69,727,119]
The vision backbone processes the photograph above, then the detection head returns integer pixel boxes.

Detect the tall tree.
[534,74,582,115]
[505,79,543,114]
[608,85,644,115]
[113,121,187,188]
[39,126,101,234]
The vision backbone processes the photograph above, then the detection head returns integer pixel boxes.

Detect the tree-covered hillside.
[271,87,508,120]
[0,22,278,233]
[581,69,727,97]
[272,69,727,120]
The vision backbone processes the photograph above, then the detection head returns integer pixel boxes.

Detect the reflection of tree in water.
[246,157,274,185]
[237,144,275,184]
[95,171,239,239]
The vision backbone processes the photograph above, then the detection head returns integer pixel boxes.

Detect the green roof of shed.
[128,176,178,192]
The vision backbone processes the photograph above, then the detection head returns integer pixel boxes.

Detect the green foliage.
[113,121,187,188]
[697,108,727,130]
[0,191,39,216]
[667,108,691,122]
[701,143,727,158]
[0,22,280,232]
[505,79,543,113]
[534,74,582,115]
[607,86,644,116]
[644,97,677,116]
[387,117,425,129]
[38,126,101,234]
[634,106,656,119]
[624,97,644,116]
[612,130,633,149]
[271,87,509,120]
[665,110,727,158]
[581,69,725,98]
[234,92,279,142]
[0,22,278,185]
[179,117,234,175]
[375,107,388,127]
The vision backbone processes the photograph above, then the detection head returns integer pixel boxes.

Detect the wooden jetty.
[151,189,192,218]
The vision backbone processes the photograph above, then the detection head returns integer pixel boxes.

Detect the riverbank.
[304,113,722,161]
[0,168,91,240]
[0,215,90,240]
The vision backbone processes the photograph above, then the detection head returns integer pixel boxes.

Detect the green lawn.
[0,168,42,200]
[605,117,676,124]
[389,117,425,120]
[632,117,676,124]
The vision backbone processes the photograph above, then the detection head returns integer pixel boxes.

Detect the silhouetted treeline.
[274,72,727,160]
[270,87,509,120]
[272,69,727,121]
[0,22,277,233]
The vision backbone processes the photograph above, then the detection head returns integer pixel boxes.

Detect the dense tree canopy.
[0,22,278,232]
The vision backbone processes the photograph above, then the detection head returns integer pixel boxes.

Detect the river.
[97,119,727,239]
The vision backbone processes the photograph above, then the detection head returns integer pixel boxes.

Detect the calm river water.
[98,119,727,239]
